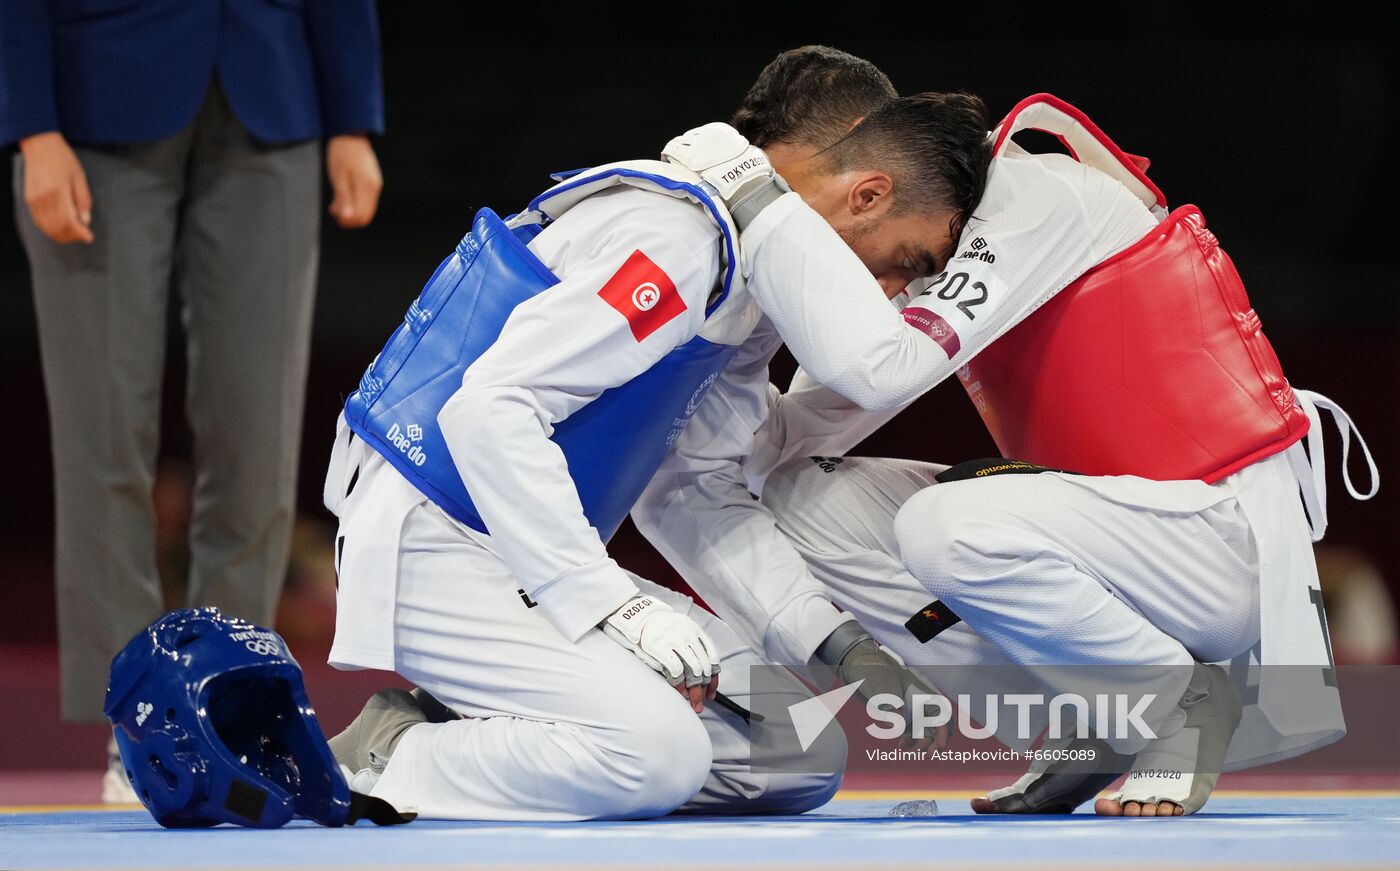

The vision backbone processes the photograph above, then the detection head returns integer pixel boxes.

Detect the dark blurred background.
[2,6,1396,665]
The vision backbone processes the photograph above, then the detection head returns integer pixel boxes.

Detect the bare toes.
[1124,801,1142,816]
[1094,799,1124,816]
[970,797,997,814]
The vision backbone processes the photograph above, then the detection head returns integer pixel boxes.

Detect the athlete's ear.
[847,172,894,217]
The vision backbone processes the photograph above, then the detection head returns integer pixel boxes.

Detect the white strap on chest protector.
[993,93,1169,220]
[1287,389,1380,542]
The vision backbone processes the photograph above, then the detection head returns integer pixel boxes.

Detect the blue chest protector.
[344,167,742,542]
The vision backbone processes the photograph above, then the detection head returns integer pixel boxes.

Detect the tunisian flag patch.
[597,249,687,342]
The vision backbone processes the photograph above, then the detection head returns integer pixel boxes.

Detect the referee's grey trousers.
[14,85,320,721]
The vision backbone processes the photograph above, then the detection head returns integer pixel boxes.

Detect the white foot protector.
[102,736,140,805]
[1103,663,1242,815]
[341,762,383,795]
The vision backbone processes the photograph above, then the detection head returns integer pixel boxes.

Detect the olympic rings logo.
[245,638,281,657]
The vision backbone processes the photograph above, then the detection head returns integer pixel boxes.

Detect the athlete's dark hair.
[732,46,897,148]
[822,91,994,242]
[733,48,991,240]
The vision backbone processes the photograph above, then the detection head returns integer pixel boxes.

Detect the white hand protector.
[662,122,790,229]
[602,595,719,687]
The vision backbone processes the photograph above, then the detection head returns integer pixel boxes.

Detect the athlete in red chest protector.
[637,48,1380,820]
[955,94,1308,484]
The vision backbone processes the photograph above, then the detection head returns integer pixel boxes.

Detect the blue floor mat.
[5,795,1400,868]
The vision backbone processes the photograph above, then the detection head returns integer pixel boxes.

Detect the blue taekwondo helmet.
[104,607,366,828]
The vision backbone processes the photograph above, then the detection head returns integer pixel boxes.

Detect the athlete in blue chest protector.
[322,88,992,820]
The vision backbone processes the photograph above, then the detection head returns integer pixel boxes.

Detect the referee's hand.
[327,133,382,229]
[19,132,93,245]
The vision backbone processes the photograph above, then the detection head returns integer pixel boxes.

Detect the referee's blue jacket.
[0,0,385,148]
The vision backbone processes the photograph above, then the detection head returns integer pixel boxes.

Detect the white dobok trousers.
[325,433,842,821]
[760,441,1347,766]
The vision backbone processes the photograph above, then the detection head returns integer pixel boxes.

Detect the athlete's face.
[836,209,952,299]
[794,168,954,298]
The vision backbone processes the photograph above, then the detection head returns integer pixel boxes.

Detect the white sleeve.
[741,159,1123,411]
[439,192,721,641]
[632,321,856,667]
[743,369,907,494]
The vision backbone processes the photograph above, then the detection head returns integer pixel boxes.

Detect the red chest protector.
[956,94,1308,483]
